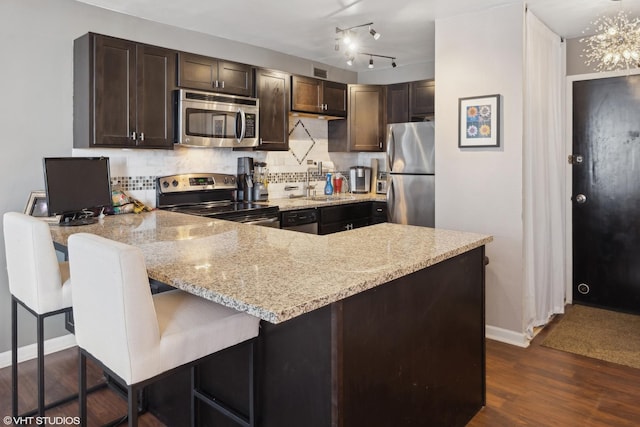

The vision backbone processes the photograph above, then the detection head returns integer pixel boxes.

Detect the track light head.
[369,27,381,40]
[368,56,374,69]
[346,55,355,66]
[391,59,397,68]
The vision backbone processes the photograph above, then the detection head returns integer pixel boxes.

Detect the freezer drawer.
[387,174,434,227]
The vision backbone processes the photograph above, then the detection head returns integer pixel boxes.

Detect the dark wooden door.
[349,84,385,152]
[177,52,219,91]
[218,61,253,96]
[386,83,409,124]
[322,80,347,117]
[409,79,435,120]
[291,75,322,114]
[136,45,175,148]
[572,75,640,313]
[256,68,289,150]
[93,36,136,147]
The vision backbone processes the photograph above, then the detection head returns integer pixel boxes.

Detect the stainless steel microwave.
[176,89,259,148]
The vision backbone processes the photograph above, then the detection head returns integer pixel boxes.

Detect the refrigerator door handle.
[386,177,395,222]
[387,125,395,173]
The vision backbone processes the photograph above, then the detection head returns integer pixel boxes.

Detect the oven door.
[177,91,259,148]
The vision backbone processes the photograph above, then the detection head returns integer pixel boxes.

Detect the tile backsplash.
[75,118,384,206]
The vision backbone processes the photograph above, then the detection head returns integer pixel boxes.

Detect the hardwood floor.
[2,310,640,426]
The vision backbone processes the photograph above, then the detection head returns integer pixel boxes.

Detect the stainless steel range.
[156,173,279,227]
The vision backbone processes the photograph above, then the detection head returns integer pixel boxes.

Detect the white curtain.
[523,10,566,336]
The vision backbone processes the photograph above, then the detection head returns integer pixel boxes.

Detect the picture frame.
[458,94,501,148]
[24,190,59,223]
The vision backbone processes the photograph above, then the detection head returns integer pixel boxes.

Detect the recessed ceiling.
[74,0,640,72]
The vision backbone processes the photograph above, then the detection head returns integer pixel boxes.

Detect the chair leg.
[11,297,18,418]
[128,385,139,427]
[37,313,45,419]
[79,350,87,427]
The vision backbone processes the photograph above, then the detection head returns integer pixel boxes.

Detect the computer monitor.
[43,157,113,226]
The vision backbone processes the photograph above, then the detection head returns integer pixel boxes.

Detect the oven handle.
[243,217,279,226]
[236,108,247,143]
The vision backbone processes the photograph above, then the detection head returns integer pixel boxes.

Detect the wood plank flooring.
[2,308,640,426]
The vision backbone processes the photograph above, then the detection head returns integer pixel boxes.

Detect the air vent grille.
[313,67,328,79]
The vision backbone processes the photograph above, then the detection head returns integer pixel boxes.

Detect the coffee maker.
[237,157,254,201]
[349,166,372,193]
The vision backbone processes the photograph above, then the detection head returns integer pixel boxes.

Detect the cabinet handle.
[139,132,145,141]
[214,80,219,88]
[379,141,383,149]
[323,104,328,111]
[221,81,225,89]
[131,131,137,140]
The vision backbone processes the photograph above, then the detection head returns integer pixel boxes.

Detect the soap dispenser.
[324,173,333,195]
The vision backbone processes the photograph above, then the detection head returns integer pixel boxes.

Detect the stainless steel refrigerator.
[386,121,435,227]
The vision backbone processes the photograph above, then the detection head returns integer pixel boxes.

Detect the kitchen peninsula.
[50,210,492,426]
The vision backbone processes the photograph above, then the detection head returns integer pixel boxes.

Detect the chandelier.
[580,10,640,72]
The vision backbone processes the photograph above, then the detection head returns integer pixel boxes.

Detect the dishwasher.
[280,209,318,234]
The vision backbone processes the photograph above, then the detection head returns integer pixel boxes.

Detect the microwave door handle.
[236,109,246,142]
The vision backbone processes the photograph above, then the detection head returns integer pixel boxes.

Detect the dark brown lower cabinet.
[318,202,373,235]
[146,247,486,427]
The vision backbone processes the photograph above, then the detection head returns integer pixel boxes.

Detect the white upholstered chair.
[3,211,75,418]
[68,232,260,427]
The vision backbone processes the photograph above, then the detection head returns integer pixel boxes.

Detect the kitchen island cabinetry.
[178,52,254,97]
[291,75,347,117]
[73,33,176,149]
[50,212,490,427]
[318,202,373,234]
[255,68,290,150]
[329,84,385,152]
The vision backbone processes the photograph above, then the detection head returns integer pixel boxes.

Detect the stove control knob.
[172,180,179,187]
[229,176,236,184]
[224,176,229,184]
[162,181,169,188]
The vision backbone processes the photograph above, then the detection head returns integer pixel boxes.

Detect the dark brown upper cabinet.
[255,68,290,151]
[178,52,253,97]
[73,33,176,149]
[291,76,347,117]
[409,79,435,120]
[386,83,410,124]
[328,84,385,152]
[386,80,435,123]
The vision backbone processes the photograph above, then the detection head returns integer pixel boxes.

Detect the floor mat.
[541,304,640,369]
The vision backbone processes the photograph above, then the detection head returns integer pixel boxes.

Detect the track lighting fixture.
[369,26,381,40]
[345,52,398,69]
[335,22,381,52]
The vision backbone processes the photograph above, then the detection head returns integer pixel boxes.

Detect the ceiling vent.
[313,67,328,79]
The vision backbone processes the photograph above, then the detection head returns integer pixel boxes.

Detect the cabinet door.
[178,52,219,91]
[349,85,385,152]
[93,36,137,147]
[218,61,254,96]
[386,83,409,124]
[409,80,435,119]
[291,75,323,114]
[323,81,347,117]
[136,45,176,148]
[256,68,289,150]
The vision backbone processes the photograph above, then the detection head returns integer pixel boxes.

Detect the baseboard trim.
[0,334,77,369]
[486,325,530,348]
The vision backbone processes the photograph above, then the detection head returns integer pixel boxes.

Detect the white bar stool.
[3,212,89,418]
[68,232,261,427]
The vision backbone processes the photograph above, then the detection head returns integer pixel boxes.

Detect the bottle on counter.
[324,173,333,195]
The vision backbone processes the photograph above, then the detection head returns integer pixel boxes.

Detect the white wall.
[357,61,435,85]
[435,4,526,342]
[0,0,363,355]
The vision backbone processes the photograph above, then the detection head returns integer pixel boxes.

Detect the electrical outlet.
[307,159,314,165]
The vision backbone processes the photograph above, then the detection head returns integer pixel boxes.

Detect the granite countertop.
[263,193,386,211]
[50,210,492,324]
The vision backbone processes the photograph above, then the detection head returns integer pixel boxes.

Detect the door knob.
[575,194,587,204]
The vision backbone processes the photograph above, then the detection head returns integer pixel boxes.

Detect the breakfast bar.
[50,210,492,426]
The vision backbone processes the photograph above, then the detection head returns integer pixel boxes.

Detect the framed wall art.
[458,94,501,148]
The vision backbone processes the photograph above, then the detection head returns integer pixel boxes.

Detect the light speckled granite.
[50,210,492,324]
[263,193,386,211]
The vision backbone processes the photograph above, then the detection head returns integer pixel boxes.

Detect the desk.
[51,210,491,426]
